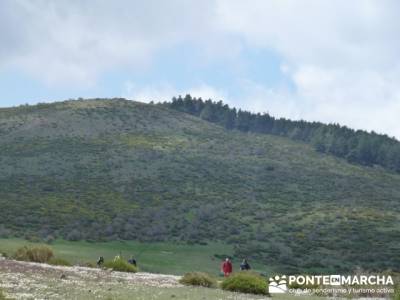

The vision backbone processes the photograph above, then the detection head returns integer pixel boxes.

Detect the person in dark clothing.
[97,256,104,267]
[240,259,251,271]
[128,255,137,266]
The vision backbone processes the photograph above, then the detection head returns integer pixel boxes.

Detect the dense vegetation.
[14,245,54,263]
[0,98,399,274]
[0,289,7,300]
[163,95,400,172]
[221,272,267,295]
[179,272,217,288]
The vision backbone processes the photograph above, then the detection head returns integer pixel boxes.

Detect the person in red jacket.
[221,258,233,277]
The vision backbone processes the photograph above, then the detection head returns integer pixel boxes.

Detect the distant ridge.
[163,94,400,173]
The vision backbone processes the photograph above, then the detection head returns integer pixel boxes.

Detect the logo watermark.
[268,274,395,296]
[268,275,287,294]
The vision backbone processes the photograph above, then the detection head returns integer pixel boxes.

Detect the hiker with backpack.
[128,255,137,266]
[97,256,104,267]
[240,258,251,271]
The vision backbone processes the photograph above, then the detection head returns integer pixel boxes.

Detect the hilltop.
[163,95,400,173]
[0,98,399,274]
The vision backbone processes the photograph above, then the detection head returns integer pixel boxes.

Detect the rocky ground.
[0,257,392,300]
[0,258,269,300]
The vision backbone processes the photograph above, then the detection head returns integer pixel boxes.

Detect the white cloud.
[187,84,227,101]
[291,65,400,137]
[122,82,177,103]
[1,0,400,138]
[0,0,218,86]
[216,0,400,138]
[122,81,227,104]
[217,0,400,69]
[233,80,300,118]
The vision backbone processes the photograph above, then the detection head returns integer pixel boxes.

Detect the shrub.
[0,289,5,300]
[0,288,11,300]
[14,245,54,263]
[179,272,217,288]
[30,246,53,263]
[394,284,400,300]
[48,257,71,266]
[14,246,32,261]
[103,258,138,273]
[221,272,268,295]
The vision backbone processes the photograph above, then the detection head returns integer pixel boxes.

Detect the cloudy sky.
[1,0,400,138]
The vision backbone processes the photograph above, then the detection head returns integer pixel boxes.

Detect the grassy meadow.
[0,240,327,300]
[0,238,270,275]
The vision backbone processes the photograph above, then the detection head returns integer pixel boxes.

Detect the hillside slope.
[0,98,399,273]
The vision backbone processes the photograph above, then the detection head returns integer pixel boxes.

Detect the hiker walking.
[97,256,104,267]
[221,258,233,277]
[240,259,251,271]
[128,255,137,266]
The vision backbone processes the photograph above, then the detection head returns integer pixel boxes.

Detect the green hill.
[163,95,400,173]
[0,98,399,273]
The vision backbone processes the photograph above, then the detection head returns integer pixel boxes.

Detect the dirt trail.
[0,257,182,299]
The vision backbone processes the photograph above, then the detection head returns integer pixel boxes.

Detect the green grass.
[48,257,72,266]
[0,238,269,275]
[103,258,138,272]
